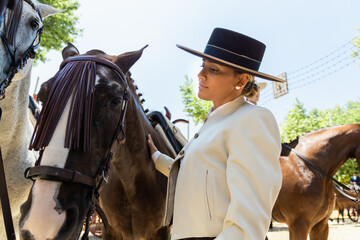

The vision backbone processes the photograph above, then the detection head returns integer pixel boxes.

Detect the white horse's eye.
[30,19,39,30]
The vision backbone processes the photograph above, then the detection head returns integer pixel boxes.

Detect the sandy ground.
[86,210,360,240]
[267,219,360,240]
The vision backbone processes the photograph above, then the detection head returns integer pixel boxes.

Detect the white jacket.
[155,96,282,240]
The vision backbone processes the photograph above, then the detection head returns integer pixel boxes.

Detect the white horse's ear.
[62,42,79,60]
[37,2,62,19]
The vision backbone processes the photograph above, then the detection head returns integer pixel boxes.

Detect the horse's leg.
[288,219,310,240]
[102,225,123,240]
[149,226,170,240]
[309,218,329,240]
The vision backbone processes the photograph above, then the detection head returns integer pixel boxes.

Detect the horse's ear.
[36,2,62,19]
[62,42,80,60]
[115,45,148,74]
[37,77,56,104]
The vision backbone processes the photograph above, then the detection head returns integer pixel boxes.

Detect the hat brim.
[177,44,285,82]
[257,82,267,91]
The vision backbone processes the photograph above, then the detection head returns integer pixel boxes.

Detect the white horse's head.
[0,0,59,95]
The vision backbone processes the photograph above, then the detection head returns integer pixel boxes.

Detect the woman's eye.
[30,20,39,30]
[200,65,219,73]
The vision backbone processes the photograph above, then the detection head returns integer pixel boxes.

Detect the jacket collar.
[204,95,246,124]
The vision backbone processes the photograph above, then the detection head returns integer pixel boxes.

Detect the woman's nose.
[198,68,205,80]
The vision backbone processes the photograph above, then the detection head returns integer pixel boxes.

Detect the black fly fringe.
[29,60,96,152]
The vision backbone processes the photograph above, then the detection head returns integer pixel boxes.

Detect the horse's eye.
[30,20,39,30]
[106,97,122,107]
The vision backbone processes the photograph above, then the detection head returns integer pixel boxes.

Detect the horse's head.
[0,0,59,97]
[19,43,148,240]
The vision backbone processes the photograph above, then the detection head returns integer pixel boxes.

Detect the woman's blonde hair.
[235,71,259,98]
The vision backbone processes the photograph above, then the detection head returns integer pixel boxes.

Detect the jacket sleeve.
[154,153,175,177]
[216,108,282,240]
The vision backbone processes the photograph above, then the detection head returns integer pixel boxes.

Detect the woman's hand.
[147,134,158,155]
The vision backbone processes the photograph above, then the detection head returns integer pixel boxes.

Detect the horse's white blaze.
[95,74,101,85]
[22,97,72,239]
[22,181,65,239]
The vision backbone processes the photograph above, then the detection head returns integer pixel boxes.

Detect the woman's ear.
[237,73,250,87]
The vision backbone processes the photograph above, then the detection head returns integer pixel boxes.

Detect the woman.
[247,82,267,105]
[147,28,284,240]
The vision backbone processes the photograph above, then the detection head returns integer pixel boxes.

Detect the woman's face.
[197,59,246,108]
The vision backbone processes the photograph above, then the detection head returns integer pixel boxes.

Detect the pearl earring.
[235,86,241,90]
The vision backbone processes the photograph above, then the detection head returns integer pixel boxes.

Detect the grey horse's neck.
[0,60,37,240]
[0,62,34,161]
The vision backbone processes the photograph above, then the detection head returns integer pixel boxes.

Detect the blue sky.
[31,0,360,138]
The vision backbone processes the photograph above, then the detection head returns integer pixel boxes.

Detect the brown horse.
[272,124,360,240]
[19,43,174,240]
[334,186,360,223]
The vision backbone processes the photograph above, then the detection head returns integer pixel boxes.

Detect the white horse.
[0,1,59,238]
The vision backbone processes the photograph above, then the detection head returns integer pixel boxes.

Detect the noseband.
[25,55,130,236]
[0,0,43,99]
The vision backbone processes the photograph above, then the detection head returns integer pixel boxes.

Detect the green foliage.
[280,99,360,184]
[280,99,330,143]
[36,0,82,63]
[179,76,212,124]
[352,27,360,59]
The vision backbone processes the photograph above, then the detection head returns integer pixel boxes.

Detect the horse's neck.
[0,63,34,161]
[300,125,360,176]
[114,94,167,184]
[122,94,153,158]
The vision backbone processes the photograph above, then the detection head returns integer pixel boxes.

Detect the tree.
[352,27,360,59]
[36,0,82,63]
[179,76,211,124]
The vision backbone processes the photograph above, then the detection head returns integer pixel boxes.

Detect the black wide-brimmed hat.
[177,28,284,82]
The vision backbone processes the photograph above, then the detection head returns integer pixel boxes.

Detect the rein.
[25,55,129,239]
[282,143,360,202]
[0,135,16,240]
[0,0,43,99]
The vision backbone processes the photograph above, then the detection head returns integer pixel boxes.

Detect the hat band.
[204,44,261,71]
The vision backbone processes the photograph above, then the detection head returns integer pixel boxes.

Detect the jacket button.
[194,133,199,139]
[179,150,185,155]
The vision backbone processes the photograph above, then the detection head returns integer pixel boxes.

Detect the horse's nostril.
[20,230,35,240]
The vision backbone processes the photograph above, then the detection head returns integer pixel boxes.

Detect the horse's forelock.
[29,60,97,152]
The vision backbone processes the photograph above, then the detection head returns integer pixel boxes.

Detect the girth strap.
[25,165,96,187]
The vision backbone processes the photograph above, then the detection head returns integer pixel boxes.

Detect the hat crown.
[208,28,266,62]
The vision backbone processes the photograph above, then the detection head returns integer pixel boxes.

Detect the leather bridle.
[25,55,129,239]
[0,0,43,99]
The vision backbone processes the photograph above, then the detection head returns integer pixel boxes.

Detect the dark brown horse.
[272,124,360,240]
[19,43,174,240]
[334,186,360,223]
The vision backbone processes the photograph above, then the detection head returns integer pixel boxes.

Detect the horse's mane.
[125,72,148,113]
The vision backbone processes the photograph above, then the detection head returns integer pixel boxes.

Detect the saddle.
[147,111,187,156]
